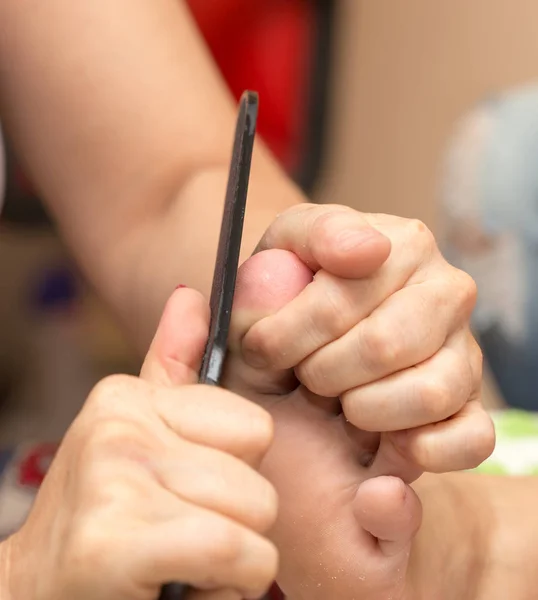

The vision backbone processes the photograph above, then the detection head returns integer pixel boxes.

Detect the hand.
[4,288,278,600]
[223,205,494,599]
[244,204,493,477]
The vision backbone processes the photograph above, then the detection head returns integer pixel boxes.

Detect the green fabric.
[493,410,538,438]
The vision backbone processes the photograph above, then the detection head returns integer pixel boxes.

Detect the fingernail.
[175,284,187,290]
[336,228,381,252]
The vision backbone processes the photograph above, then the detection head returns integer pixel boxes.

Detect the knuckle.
[251,480,279,533]
[254,541,279,592]
[468,336,484,380]
[239,538,279,597]
[340,390,363,428]
[407,218,434,240]
[244,407,274,456]
[80,419,150,469]
[86,374,140,414]
[196,520,278,593]
[466,413,496,467]
[416,377,455,421]
[406,219,436,254]
[341,389,376,431]
[452,269,478,316]
[86,419,138,452]
[360,320,403,373]
[410,409,496,472]
[404,435,432,471]
[405,430,446,473]
[246,323,285,366]
[66,519,119,581]
[313,274,355,338]
[295,355,337,397]
[84,459,151,510]
[202,519,245,567]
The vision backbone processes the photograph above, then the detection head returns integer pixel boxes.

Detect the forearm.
[0,0,304,349]
[0,540,12,600]
[110,159,303,348]
[414,472,538,600]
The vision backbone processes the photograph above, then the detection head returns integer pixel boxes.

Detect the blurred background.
[3,0,538,513]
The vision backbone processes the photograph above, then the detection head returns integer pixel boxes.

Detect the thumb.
[353,476,422,559]
[140,286,210,386]
[225,249,313,393]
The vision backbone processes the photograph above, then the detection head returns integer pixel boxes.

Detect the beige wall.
[316,0,538,408]
[319,0,538,232]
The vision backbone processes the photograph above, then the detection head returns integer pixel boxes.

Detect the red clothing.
[187,0,314,173]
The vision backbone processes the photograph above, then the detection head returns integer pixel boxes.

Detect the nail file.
[157,90,259,600]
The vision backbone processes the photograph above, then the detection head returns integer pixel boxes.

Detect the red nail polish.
[175,284,187,290]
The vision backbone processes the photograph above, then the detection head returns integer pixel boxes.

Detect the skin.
[2,244,495,600]
[2,288,279,600]
[0,0,487,474]
[225,245,493,600]
[0,0,302,349]
[0,0,496,597]
[411,472,538,600]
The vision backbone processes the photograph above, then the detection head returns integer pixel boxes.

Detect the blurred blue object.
[441,83,538,410]
[29,264,78,313]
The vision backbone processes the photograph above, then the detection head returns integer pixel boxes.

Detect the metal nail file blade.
[157,90,259,600]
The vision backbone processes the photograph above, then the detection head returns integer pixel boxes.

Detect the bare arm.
[0,0,304,348]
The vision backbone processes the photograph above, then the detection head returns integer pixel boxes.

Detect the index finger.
[154,384,275,468]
